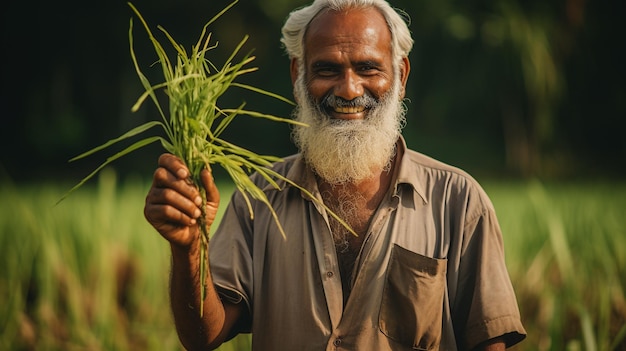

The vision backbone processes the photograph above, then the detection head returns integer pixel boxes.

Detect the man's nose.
[333,70,364,101]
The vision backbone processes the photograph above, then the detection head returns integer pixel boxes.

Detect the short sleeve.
[454,201,526,349]
[209,190,254,333]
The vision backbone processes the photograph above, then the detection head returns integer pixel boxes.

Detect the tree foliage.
[1,0,624,181]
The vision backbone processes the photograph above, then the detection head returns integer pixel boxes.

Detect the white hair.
[280,0,413,61]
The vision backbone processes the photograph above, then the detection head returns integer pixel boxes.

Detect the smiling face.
[290,7,411,184]
[292,6,408,120]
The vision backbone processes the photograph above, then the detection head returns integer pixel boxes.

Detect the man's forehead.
[304,7,391,44]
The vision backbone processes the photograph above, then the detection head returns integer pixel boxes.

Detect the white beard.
[291,72,406,184]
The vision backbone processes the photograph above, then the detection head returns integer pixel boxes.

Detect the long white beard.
[291,74,406,184]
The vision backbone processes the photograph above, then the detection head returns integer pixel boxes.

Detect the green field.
[1,169,625,350]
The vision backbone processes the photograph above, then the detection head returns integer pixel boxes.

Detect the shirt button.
[326,271,334,278]
[333,338,342,346]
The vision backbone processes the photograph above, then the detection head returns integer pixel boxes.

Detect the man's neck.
[317,157,396,235]
[319,168,392,204]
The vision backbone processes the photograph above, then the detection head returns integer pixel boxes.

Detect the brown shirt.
[209,138,526,350]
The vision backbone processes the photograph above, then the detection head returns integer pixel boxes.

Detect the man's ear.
[290,58,299,86]
[398,57,410,99]
[290,58,300,103]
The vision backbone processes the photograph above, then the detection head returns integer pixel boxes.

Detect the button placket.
[333,337,342,347]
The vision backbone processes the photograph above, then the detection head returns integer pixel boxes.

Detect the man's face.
[299,7,405,120]
[290,7,410,184]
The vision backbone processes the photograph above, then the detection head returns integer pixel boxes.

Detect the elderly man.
[144,0,527,350]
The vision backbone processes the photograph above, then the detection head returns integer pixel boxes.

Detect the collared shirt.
[209,138,526,350]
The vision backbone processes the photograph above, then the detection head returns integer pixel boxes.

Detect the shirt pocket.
[379,244,447,350]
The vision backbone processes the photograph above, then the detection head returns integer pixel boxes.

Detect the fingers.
[145,154,222,238]
[152,166,203,207]
[143,200,198,247]
[201,168,220,205]
[145,154,202,228]
[146,183,201,224]
[158,153,190,180]
[201,168,220,227]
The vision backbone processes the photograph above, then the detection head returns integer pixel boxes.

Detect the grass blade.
[231,82,295,105]
[69,121,163,161]
[59,136,164,204]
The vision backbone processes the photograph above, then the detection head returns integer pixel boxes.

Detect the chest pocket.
[379,244,447,350]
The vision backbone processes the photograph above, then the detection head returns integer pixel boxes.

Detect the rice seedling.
[57,0,354,317]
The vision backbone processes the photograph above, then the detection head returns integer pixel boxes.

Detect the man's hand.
[144,153,220,248]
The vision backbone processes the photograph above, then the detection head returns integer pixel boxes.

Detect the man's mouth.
[333,106,366,114]
[317,93,376,119]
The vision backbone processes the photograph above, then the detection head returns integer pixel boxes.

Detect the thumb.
[200,167,220,225]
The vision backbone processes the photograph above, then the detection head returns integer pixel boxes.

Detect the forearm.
[169,242,227,350]
[473,337,506,351]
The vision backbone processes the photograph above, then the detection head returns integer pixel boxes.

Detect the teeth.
[334,106,365,114]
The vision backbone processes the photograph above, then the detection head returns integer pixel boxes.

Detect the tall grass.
[1,171,624,350]
[486,180,626,350]
[0,168,248,351]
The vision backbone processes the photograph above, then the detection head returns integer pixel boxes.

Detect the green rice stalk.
[58,0,355,317]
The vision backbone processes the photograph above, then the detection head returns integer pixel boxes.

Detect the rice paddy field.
[1,168,625,350]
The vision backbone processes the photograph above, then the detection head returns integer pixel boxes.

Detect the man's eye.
[359,66,378,74]
[315,68,338,76]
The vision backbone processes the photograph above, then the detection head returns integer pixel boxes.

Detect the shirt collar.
[394,137,429,205]
[285,153,319,195]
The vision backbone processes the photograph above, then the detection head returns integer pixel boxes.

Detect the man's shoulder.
[400,148,494,211]
[402,148,476,181]
[270,153,302,174]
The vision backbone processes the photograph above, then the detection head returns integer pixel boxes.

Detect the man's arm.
[474,337,505,351]
[169,242,243,350]
[144,153,243,350]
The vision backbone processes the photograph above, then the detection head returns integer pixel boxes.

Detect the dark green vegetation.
[1,0,625,182]
[1,171,624,350]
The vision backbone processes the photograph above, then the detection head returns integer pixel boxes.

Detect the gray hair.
[280,0,413,61]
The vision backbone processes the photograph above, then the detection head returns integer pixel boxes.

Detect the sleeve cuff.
[465,315,527,350]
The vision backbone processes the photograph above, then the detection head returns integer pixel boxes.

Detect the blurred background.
[1,0,625,350]
[1,0,624,181]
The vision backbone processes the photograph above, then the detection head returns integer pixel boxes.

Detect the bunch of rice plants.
[59,1,353,316]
